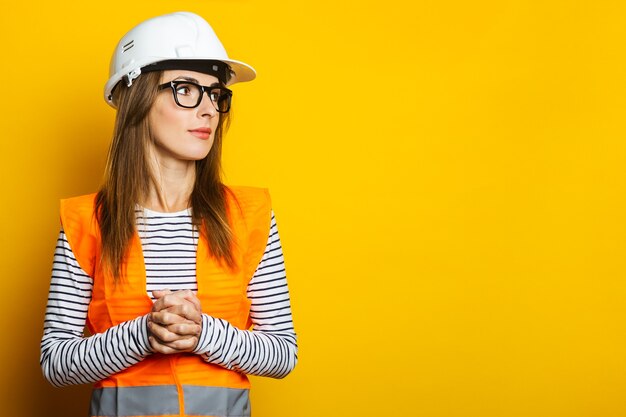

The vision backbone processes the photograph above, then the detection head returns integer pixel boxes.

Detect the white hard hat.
[104,11,256,107]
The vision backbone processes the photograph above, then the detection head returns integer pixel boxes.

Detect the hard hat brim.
[104,57,256,107]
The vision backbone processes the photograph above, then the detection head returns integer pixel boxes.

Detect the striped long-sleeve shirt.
[40,208,297,387]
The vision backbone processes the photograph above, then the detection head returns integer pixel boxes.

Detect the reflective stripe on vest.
[90,385,250,417]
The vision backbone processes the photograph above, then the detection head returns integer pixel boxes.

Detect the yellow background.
[1,0,625,416]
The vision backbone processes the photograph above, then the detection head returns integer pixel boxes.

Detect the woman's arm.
[193,212,298,378]
[40,231,152,387]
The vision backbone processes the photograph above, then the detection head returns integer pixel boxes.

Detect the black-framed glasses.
[158,80,233,113]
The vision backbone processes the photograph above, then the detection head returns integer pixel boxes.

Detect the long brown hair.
[95,70,235,281]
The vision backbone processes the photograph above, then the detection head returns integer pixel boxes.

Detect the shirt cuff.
[192,313,214,355]
[135,314,153,355]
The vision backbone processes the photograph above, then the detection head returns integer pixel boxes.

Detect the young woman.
[40,11,297,417]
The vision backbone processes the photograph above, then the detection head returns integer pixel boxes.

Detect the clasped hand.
[147,289,203,354]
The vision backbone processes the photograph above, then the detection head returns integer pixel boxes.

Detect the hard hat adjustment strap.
[124,68,142,87]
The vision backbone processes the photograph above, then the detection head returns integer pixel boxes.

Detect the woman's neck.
[143,149,196,213]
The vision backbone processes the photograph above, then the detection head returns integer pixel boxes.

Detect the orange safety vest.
[60,186,272,417]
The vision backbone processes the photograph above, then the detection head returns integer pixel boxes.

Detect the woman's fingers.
[148,289,203,355]
[164,304,202,324]
[152,289,202,315]
[149,335,199,354]
[150,309,193,326]
[148,315,201,337]
[168,289,202,312]
[151,304,202,326]
[149,319,194,338]
[147,319,200,354]
[151,289,173,299]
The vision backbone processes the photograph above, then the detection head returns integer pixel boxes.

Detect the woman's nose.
[197,92,218,118]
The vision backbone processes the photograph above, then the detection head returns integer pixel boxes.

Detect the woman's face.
[148,70,221,166]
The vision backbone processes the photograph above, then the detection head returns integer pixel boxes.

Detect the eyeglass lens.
[172,82,231,112]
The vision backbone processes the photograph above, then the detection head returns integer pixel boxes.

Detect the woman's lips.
[189,127,212,139]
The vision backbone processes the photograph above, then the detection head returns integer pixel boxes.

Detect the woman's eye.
[209,91,220,101]
[175,85,192,95]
